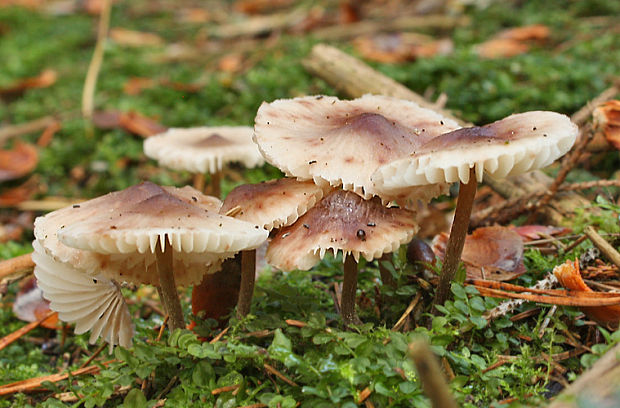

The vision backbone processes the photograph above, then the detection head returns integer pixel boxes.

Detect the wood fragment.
[357,386,372,404]
[585,226,620,270]
[392,292,421,331]
[0,310,57,352]
[79,342,107,369]
[0,360,114,396]
[264,363,299,387]
[285,319,307,328]
[211,384,240,395]
[408,340,458,408]
[0,253,34,280]
[210,326,229,344]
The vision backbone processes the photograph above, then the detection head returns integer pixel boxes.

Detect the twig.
[484,273,557,321]
[571,85,618,127]
[538,305,557,338]
[155,375,178,400]
[357,387,372,404]
[210,327,229,344]
[156,315,169,342]
[79,342,107,369]
[211,384,240,395]
[0,311,57,352]
[285,319,307,328]
[0,116,58,145]
[392,292,421,331]
[0,253,34,280]
[0,360,115,396]
[263,363,298,387]
[81,0,112,120]
[585,226,620,269]
[408,340,458,408]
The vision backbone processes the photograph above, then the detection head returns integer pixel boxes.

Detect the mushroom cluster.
[33,182,267,348]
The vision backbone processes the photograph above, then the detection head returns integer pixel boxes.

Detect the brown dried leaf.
[593,100,620,150]
[554,259,620,328]
[511,225,572,241]
[476,38,530,59]
[0,179,38,206]
[234,0,293,14]
[13,276,59,329]
[433,226,526,281]
[123,77,156,95]
[91,110,167,137]
[497,24,550,42]
[0,69,57,97]
[354,33,452,64]
[0,143,38,182]
[109,28,163,47]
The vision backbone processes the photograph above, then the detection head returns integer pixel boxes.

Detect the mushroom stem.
[432,168,477,312]
[211,170,222,198]
[193,173,205,192]
[341,254,361,325]
[379,253,396,288]
[156,240,185,332]
[236,249,256,318]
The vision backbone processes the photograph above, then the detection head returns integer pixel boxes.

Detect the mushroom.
[253,94,459,208]
[372,111,578,307]
[266,189,418,324]
[144,126,264,197]
[35,182,268,336]
[216,178,330,317]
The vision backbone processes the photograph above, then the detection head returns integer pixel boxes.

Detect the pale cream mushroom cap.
[220,178,331,231]
[253,94,459,206]
[32,240,133,349]
[266,190,418,271]
[144,126,265,174]
[34,182,229,286]
[372,111,578,189]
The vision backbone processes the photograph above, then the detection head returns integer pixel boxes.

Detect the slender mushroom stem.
[155,239,185,332]
[236,249,256,318]
[432,168,477,313]
[211,169,222,198]
[341,254,361,325]
[193,173,205,192]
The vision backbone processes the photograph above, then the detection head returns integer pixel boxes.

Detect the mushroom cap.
[34,182,265,286]
[372,111,578,189]
[220,178,331,231]
[144,126,265,174]
[32,240,133,349]
[266,190,418,271]
[253,94,460,205]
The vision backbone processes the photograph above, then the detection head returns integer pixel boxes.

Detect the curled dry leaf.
[0,69,57,97]
[354,33,452,63]
[433,226,526,281]
[593,100,620,150]
[91,110,167,138]
[109,28,163,47]
[476,24,550,59]
[0,143,38,182]
[511,225,572,241]
[0,179,38,206]
[554,259,620,328]
[13,276,59,330]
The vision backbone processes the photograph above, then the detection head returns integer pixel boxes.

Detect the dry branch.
[302,44,590,226]
[0,253,34,280]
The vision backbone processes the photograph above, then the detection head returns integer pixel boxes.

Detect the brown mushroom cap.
[372,111,578,189]
[253,94,460,205]
[266,190,418,271]
[144,126,265,173]
[35,182,266,286]
[220,178,331,231]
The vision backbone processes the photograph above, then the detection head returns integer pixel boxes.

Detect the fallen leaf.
[118,111,167,138]
[0,69,57,97]
[234,0,293,14]
[339,1,361,24]
[123,77,156,95]
[13,276,59,329]
[218,54,245,73]
[554,259,620,328]
[109,28,163,47]
[0,143,38,182]
[354,33,452,63]
[433,226,526,281]
[192,257,241,327]
[593,100,620,150]
[497,24,550,42]
[36,120,61,147]
[476,38,529,59]
[0,180,38,206]
[91,110,167,137]
[511,225,572,241]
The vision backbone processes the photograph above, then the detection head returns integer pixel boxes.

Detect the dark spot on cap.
[309,160,317,165]
[367,222,376,227]
[356,229,366,241]
[72,204,80,208]
[192,196,197,202]
[303,223,309,229]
